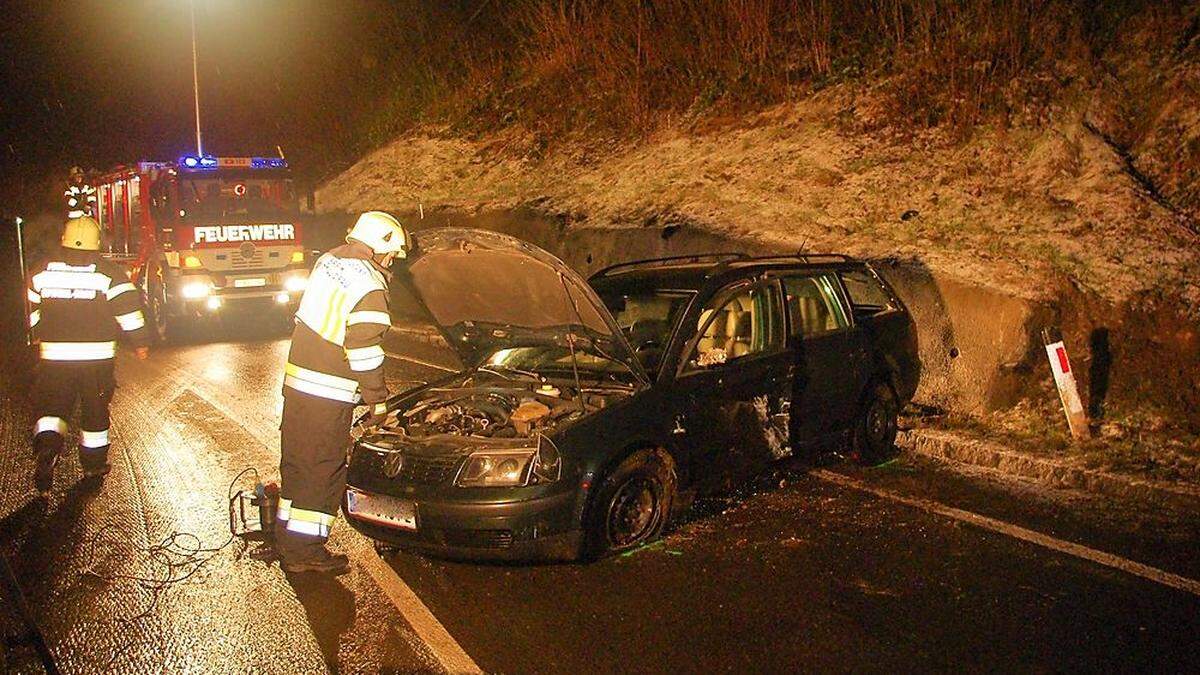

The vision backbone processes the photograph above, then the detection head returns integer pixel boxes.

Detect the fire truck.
[92,155,309,340]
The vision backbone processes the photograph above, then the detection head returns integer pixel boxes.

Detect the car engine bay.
[386,381,625,439]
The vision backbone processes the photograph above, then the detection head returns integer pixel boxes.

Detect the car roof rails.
[703,252,858,278]
[738,252,856,265]
[591,252,750,279]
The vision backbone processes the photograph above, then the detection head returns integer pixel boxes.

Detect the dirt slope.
[316,87,1199,311]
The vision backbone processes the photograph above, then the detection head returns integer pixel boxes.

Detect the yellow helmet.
[347,211,408,257]
[62,216,102,251]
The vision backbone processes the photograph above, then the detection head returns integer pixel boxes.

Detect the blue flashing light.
[179,154,218,170]
[250,157,288,169]
[179,155,287,170]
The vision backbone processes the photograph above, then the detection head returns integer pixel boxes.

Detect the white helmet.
[347,210,408,258]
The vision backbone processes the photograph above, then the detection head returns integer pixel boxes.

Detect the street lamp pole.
[190,0,203,156]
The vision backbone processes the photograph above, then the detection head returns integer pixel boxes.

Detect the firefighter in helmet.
[28,216,151,491]
[64,166,96,220]
[276,211,408,574]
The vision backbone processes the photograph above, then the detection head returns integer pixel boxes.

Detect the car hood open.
[400,228,648,385]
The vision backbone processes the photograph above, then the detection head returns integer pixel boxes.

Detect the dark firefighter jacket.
[28,249,151,360]
[284,241,391,405]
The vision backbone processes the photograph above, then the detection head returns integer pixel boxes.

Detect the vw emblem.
[239,241,257,259]
[382,452,406,479]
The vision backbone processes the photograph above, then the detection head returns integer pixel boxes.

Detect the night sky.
[0,0,410,207]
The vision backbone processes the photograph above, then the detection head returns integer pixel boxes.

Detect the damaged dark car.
[343,229,920,561]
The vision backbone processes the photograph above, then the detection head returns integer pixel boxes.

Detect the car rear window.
[839,269,895,313]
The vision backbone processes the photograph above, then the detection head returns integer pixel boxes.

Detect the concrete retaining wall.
[309,207,1047,414]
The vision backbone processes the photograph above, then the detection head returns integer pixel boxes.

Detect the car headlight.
[455,437,561,488]
[181,280,212,299]
[284,274,308,293]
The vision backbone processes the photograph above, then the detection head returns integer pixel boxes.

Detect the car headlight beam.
[181,280,212,299]
[284,274,308,293]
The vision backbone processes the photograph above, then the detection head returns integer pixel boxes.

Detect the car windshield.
[596,289,694,372]
[483,344,636,383]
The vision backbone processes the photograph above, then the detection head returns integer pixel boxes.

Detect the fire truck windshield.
[179,178,295,222]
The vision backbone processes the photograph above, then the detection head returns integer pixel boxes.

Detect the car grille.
[388,453,462,485]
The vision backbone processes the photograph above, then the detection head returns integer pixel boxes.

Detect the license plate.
[347,489,417,531]
[233,277,266,288]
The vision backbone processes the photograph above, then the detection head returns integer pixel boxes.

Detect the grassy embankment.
[317,1,1200,479]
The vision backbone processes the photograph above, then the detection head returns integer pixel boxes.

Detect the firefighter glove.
[360,402,389,429]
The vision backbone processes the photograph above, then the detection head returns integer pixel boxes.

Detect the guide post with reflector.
[1042,327,1090,441]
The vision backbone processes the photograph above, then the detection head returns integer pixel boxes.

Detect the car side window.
[840,268,895,314]
[685,283,784,370]
[783,274,849,338]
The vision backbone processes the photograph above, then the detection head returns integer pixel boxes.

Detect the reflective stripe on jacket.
[65,184,96,218]
[284,242,391,404]
[28,250,150,359]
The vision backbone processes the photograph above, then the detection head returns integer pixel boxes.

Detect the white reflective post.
[1043,327,1090,441]
[15,216,30,346]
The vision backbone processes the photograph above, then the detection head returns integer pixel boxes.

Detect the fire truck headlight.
[274,292,291,305]
[181,280,212,299]
[284,274,308,293]
[183,254,203,268]
[290,250,305,264]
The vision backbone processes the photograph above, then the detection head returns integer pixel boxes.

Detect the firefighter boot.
[80,457,112,483]
[33,431,64,493]
[276,525,349,575]
[79,447,112,481]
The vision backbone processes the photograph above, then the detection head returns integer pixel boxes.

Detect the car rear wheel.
[851,380,899,465]
[584,449,676,559]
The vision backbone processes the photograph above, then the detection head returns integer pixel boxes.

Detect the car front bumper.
[341,483,583,562]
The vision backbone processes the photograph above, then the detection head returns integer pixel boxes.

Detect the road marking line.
[355,549,483,674]
[813,469,1200,598]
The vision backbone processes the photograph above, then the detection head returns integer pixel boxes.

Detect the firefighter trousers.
[32,359,116,469]
[276,389,354,561]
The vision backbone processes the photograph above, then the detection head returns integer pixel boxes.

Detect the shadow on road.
[285,571,356,673]
[0,481,104,673]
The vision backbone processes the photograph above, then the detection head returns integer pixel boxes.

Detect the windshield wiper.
[476,364,541,381]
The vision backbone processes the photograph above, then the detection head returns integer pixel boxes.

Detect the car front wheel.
[584,449,676,559]
[851,380,899,465]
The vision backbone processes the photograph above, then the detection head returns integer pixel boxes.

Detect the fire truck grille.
[231,252,265,269]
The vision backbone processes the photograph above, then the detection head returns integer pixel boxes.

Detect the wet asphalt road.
[1,317,1198,674]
